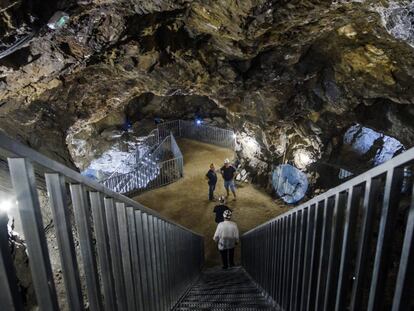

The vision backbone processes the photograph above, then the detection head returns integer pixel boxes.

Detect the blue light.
[196,119,202,125]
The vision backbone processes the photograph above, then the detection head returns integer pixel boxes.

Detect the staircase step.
[175,308,275,311]
[174,267,276,310]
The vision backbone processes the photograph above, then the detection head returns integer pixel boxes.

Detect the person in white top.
[213,210,239,269]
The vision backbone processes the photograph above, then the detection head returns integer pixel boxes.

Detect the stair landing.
[174,266,276,311]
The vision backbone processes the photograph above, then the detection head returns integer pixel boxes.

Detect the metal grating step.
[184,294,265,301]
[174,266,276,311]
[175,308,275,311]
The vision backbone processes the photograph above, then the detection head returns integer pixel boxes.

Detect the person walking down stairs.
[213,196,232,224]
[213,210,239,269]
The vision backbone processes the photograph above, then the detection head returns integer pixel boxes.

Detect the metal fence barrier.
[179,120,235,149]
[102,120,234,195]
[158,120,180,141]
[102,129,160,183]
[157,120,235,149]
[134,128,160,164]
[130,133,184,195]
[241,147,414,311]
[103,132,184,195]
[0,132,204,311]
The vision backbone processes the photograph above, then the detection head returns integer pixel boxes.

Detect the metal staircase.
[102,120,235,195]
[113,156,160,194]
[174,267,276,311]
[102,133,175,194]
[2,128,414,311]
[0,132,203,311]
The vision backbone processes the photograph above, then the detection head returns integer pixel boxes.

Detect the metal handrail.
[0,133,202,235]
[241,146,414,311]
[148,134,171,160]
[178,120,235,149]
[135,128,160,161]
[244,147,414,235]
[102,120,235,195]
[0,132,203,311]
[102,134,178,194]
[104,152,135,181]
[0,32,35,60]
[156,119,235,149]
[104,128,159,181]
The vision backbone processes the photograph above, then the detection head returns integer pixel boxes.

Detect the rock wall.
[1,0,414,195]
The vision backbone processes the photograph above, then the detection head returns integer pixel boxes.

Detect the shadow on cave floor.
[134,138,289,267]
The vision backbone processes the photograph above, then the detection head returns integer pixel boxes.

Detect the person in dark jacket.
[213,196,232,223]
[206,163,218,201]
[220,158,237,200]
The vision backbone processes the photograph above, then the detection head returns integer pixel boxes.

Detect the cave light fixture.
[238,135,261,158]
[0,198,13,213]
[294,149,315,169]
[246,137,258,149]
[298,151,311,166]
[47,11,70,30]
[195,118,202,125]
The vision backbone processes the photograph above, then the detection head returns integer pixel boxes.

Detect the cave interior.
[1,0,414,309]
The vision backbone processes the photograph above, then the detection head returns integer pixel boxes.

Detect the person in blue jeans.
[220,159,237,201]
[205,163,218,201]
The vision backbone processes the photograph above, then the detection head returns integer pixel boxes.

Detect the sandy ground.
[134,139,289,266]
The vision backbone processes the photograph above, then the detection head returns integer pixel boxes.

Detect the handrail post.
[70,184,102,311]
[104,197,127,310]
[45,174,84,311]
[0,209,24,311]
[8,158,59,311]
[116,202,136,311]
[89,192,117,311]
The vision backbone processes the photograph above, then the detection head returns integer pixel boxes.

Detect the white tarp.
[272,164,308,204]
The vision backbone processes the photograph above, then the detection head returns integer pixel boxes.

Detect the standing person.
[213,196,232,223]
[220,159,237,200]
[213,210,239,269]
[205,163,217,201]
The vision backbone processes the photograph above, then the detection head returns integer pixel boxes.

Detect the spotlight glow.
[232,133,237,138]
[195,119,202,125]
[0,200,13,213]
[246,138,258,148]
[298,152,311,165]
[294,150,314,169]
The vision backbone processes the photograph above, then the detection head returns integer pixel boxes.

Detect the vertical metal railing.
[178,120,235,149]
[158,120,180,140]
[153,120,235,149]
[170,133,183,178]
[104,129,160,182]
[0,133,204,311]
[241,147,414,311]
[134,128,159,168]
[103,133,185,195]
[101,120,234,195]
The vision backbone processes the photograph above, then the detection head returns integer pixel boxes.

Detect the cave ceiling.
[0,0,414,174]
